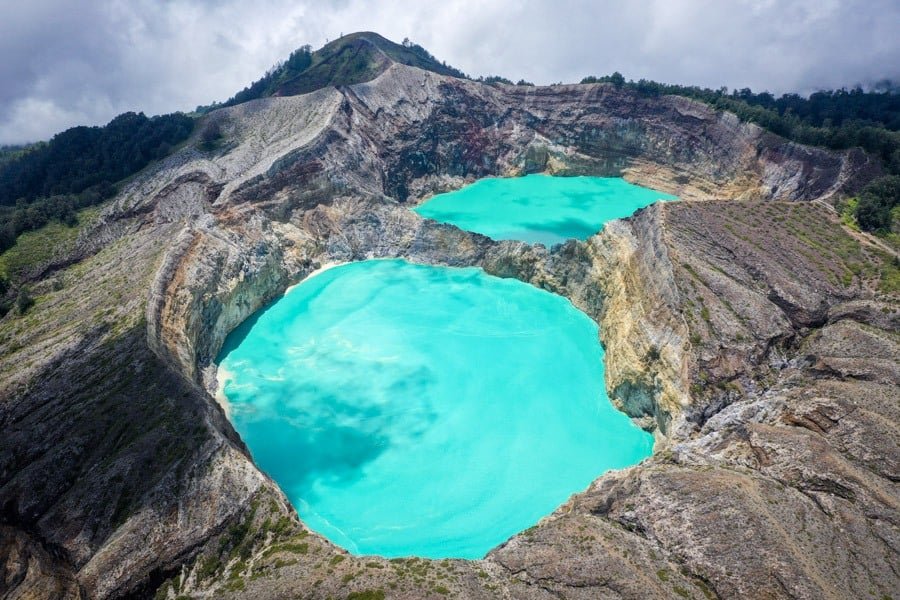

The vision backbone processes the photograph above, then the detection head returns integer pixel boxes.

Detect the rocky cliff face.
[0,62,896,600]
[489,200,899,600]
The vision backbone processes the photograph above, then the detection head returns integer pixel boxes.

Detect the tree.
[855,175,900,231]
[0,111,193,247]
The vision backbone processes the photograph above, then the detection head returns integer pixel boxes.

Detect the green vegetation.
[196,554,222,580]
[582,72,626,88]
[199,32,467,112]
[840,197,860,230]
[223,44,314,107]
[0,204,100,279]
[0,181,116,254]
[153,578,182,600]
[346,590,385,600]
[0,144,36,169]
[220,507,257,561]
[580,74,900,175]
[0,203,102,317]
[479,75,534,86]
[198,120,224,152]
[15,288,33,314]
[482,75,514,85]
[261,540,309,558]
[0,111,193,251]
[854,175,900,232]
[2,37,896,326]
[878,254,900,294]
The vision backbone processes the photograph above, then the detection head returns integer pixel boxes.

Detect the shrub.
[15,289,33,314]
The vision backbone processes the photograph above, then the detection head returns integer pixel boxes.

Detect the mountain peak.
[215,32,466,109]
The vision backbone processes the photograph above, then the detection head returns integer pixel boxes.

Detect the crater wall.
[1,63,896,599]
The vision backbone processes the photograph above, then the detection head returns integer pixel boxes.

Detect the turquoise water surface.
[414,174,676,245]
[218,259,652,559]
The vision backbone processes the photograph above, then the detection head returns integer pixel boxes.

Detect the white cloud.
[0,0,898,144]
[0,97,112,144]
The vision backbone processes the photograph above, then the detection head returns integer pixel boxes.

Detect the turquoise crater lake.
[217,259,652,559]
[414,174,677,245]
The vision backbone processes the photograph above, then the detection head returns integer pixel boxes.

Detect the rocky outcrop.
[0,60,896,600]
[489,200,899,599]
[588,206,691,436]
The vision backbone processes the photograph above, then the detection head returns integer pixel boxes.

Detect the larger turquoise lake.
[218,259,653,559]
[414,174,676,245]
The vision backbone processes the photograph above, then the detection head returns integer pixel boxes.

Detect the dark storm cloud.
[1,0,898,144]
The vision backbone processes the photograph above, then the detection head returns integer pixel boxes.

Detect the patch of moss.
[346,590,385,600]
[262,541,309,558]
[195,555,222,580]
[682,263,703,283]
[266,515,294,537]
[229,559,247,579]
[693,577,717,600]
[274,558,297,568]
[878,256,900,294]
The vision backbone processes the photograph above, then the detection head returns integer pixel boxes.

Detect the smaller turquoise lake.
[414,174,676,245]
[218,259,653,559]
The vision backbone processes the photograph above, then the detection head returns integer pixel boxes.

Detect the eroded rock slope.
[0,62,896,600]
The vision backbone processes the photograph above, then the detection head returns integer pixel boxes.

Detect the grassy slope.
[0,204,102,280]
[274,32,462,96]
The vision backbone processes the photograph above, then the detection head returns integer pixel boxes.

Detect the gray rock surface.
[0,63,896,600]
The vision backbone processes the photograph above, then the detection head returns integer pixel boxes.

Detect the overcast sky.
[2,0,898,145]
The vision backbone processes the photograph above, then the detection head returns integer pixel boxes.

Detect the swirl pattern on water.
[218,259,652,558]
[414,174,676,245]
